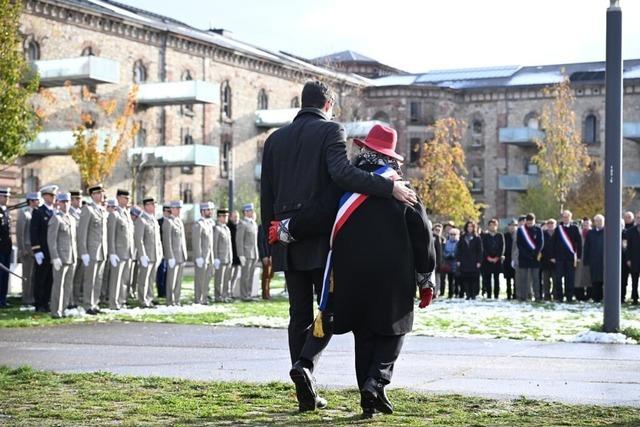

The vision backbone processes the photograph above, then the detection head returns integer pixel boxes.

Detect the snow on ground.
[570,331,636,344]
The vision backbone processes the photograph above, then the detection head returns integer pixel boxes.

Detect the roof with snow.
[313,50,379,63]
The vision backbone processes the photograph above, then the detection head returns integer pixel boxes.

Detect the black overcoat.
[624,226,640,274]
[480,232,504,274]
[455,234,483,274]
[540,230,556,271]
[503,231,515,278]
[551,223,582,261]
[583,228,604,282]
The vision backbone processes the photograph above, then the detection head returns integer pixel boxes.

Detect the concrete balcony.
[499,127,545,146]
[498,174,540,191]
[255,108,299,128]
[137,81,219,106]
[624,122,640,142]
[129,144,219,167]
[254,164,262,181]
[32,56,120,87]
[25,130,109,155]
[624,171,640,188]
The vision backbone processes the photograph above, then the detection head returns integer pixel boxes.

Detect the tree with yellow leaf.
[531,77,590,212]
[412,118,482,224]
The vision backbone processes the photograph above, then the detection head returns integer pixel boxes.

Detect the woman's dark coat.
[480,232,504,274]
[583,228,604,282]
[455,234,483,275]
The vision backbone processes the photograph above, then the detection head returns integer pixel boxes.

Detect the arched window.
[290,96,300,108]
[182,128,194,145]
[471,116,484,147]
[257,89,268,110]
[81,46,95,57]
[221,81,232,120]
[182,70,193,81]
[372,111,390,123]
[180,183,193,204]
[132,60,147,84]
[470,165,483,193]
[584,114,597,144]
[24,39,40,61]
[524,112,539,129]
[182,70,194,115]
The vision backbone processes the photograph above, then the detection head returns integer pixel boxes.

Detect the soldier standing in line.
[47,193,77,318]
[134,198,163,308]
[0,188,12,309]
[16,192,40,308]
[107,190,134,310]
[156,203,171,299]
[68,191,83,308]
[192,202,215,304]
[127,206,142,302]
[227,210,241,299]
[163,200,187,306]
[101,199,117,304]
[213,209,233,302]
[31,185,58,313]
[78,184,108,315]
[236,203,259,301]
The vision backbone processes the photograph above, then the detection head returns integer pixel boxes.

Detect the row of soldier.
[0,185,267,318]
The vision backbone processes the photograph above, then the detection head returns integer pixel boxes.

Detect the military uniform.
[78,185,108,313]
[236,205,259,300]
[163,201,187,306]
[107,191,135,309]
[31,185,58,312]
[128,206,142,302]
[134,200,163,307]
[192,202,215,304]
[47,193,77,318]
[16,193,39,306]
[214,211,233,301]
[69,192,83,307]
[0,187,11,308]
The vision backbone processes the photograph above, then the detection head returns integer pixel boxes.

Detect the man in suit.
[236,203,259,301]
[622,211,635,303]
[193,202,215,304]
[0,187,12,308]
[163,200,187,306]
[156,203,171,299]
[228,210,242,299]
[134,198,162,308]
[624,210,640,305]
[78,184,108,315]
[16,192,40,307]
[551,210,582,302]
[47,193,77,318]
[515,213,544,301]
[214,209,233,302]
[31,185,59,312]
[107,189,134,309]
[69,190,83,308]
[502,219,517,300]
[260,80,416,411]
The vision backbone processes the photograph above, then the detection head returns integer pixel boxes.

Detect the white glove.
[110,254,120,268]
[81,254,90,267]
[34,251,45,265]
[214,259,221,270]
[239,256,246,266]
[168,258,176,269]
[140,255,149,268]
[52,258,63,271]
[195,257,204,268]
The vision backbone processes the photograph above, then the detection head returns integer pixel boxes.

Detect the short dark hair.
[301,81,335,109]
[488,218,498,226]
[526,213,536,221]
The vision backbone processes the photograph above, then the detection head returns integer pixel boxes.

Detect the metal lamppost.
[604,0,622,332]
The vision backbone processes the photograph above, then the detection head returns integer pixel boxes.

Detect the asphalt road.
[1,323,639,407]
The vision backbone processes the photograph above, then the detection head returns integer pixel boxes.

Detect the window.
[182,70,194,115]
[584,114,597,144]
[135,123,146,148]
[220,139,231,178]
[180,183,193,204]
[221,81,232,120]
[24,169,39,194]
[409,101,421,123]
[182,128,194,145]
[290,96,300,108]
[524,112,539,129]
[257,89,269,110]
[525,159,538,175]
[409,138,422,165]
[471,117,484,146]
[24,39,40,61]
[470,165,483,193]
[372,111,390,123]
[81,46,95,56]
[133,60,147,84]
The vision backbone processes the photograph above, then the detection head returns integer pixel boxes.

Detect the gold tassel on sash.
[313,273,335,338]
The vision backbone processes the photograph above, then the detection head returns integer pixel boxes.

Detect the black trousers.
[285,269,332,370]
[591,281,603,303]
[629,272,640,303]
[353,328,404,390]
[482,271,500,299]
[33,261,53,310]
[444,273,457,298]
[460,273,480,299]
[622,263,630,302]
[0,252,9,306]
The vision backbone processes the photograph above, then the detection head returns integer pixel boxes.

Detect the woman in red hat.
[269,124,436,418]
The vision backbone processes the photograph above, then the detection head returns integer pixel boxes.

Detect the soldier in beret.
[31,185,59,312]
[47,193,77,318]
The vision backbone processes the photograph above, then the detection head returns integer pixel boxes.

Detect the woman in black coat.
[456,221,483,299]
[584,215,605,302]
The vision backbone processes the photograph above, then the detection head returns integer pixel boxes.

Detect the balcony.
[255,108,299,128]
[624,122,640,142]
[254,164,262,181]
[624,171,640,188]
[498,174,540,191]
[137,81,219,106]
[129,144,219,167]
[25,130,110,155]
[499,127,545,146]
[32,56,120,88]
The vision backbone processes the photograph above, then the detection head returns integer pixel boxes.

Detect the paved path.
[1,323,639,407]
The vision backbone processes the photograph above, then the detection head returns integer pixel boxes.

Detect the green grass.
[1,367,639,426]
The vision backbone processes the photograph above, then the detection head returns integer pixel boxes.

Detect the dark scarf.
[353,148,402,176]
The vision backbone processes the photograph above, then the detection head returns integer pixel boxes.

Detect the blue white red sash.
[518,225,536,251]
[557,224,576,255]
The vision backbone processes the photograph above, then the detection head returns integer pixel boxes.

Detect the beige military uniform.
[163,215,187,306]
[77,202,108,311]
[134,212,162,307]
[236,218,259,300]
[16,207,35,305]
[192,217,215,304]
[69,206,83,307]
[107,206,135,309]
[213,222,233,301]
[47,211,77,317]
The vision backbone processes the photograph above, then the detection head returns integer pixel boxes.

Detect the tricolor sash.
[518,225,537,251]
[313,165,399,337]
[557,224,576,255]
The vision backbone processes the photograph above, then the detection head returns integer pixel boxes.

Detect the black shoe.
[86,309,98,316]
[360,377,393,415]
[362,407,378,419]
[289,360,319,412]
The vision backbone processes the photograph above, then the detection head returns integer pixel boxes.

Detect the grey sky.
[120,0,640,73]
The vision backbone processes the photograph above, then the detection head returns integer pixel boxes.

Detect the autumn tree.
[0,0,41,165]
[517,183,559,222]
[412,118,482,224]
[531,77,590,212]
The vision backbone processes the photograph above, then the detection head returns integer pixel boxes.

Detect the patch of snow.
[219,316,289,329]
[507,71,564,86]
[102,304,231,318]
[570,331,637,345]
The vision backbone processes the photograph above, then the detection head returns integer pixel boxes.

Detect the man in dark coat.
[257,223,273,300]
[624,210,640,305]
[260,81,416,412]
[0,188,11,308]
[584,215,605,302]
[480,219,504,299]
[622,211,635,303]
[503,220,517,300]
[540,219,556,301]
[432,223,445,296]
[456,221,483,299]
[31,185,58,312]
[515,213,544,301]
[155,204,171,299]
[227,210,242,298]
[550,210,582,302]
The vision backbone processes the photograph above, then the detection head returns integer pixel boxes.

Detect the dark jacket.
[583,228,604,282]
[540,230,556,271]
[30,204,55,259]
[503,231,515,278]
[0,206,10,255]
[228,221,241,265]
[434,234,444,271]
[257,224,270,260]
[625,226,640,274]
[516,225,544,268]
[480,232,504,273]
[551,223,582,262]
[455,234,483,274]
[260,108,393,272]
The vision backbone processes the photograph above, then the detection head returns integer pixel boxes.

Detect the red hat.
[354,124,403,161]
